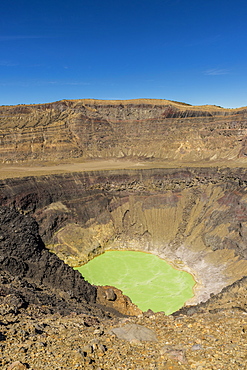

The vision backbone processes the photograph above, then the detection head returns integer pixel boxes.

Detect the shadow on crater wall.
[1,167,247,307]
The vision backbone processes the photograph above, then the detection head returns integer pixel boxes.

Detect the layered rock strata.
[1,99,247,163]
[1,98,247,368]
[1,167,247,306]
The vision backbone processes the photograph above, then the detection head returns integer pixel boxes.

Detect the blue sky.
[1,0,247,107]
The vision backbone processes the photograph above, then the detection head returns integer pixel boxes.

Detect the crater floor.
[76,250,195,314]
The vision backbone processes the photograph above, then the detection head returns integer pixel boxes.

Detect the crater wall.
[1,167,247,306]
[1,99,247,164]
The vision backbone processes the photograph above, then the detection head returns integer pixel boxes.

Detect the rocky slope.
[1,167,247,305]
[0,206,138,318]
[1,99,247,369]
[1,99,247,164]
[1,285,247,369]
[1,204,247,370]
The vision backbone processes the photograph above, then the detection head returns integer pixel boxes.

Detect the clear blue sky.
[1,0,247,108]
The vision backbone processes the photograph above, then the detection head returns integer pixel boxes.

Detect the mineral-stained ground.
[1,99,247,369]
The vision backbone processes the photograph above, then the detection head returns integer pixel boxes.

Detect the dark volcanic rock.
[0,206,97,308]
[1,168,247,305]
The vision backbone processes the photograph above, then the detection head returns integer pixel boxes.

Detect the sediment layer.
[1,167,247,305]
[1,99,247,369]
[1,99,247,164]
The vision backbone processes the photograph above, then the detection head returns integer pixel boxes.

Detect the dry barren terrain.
[1,99,247,369]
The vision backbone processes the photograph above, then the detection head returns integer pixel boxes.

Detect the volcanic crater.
[2,167,247,308]
[1,99,247,369]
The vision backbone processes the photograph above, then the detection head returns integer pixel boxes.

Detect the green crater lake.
[75,251,195,315]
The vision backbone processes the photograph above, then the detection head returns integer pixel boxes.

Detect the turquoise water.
[75,250,195,314]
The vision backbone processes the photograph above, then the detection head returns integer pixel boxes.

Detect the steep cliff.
[1,99,247,164]
[2,99,247,369]
[0,206,98,312]
[1,167,247,305]
[0,206,140,318]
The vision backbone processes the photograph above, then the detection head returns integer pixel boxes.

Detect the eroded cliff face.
[0,206,97,309]
[1,99,247,164]
[1,167,247,306]
[2,99,247,369]
[1,99,247,309]
[0,206,140,318]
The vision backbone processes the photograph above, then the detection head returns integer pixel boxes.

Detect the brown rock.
[105,288,117,301]
[97,286,142,316]
[160,346,187,363]
[0,98,246,164]
[111,323,158,342]
[7,361,28,370]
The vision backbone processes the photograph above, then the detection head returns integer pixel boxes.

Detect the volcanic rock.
[1,98,247,164]
[1,99,247,369]
[0,206,96,305]
[97,286,142,316]
[110,323,158,342]
[1,167,247,304]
